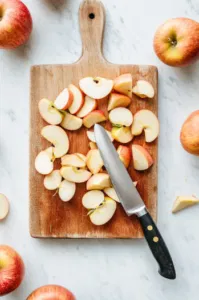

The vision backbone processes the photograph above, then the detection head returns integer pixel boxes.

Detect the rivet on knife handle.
[139,210,176,280]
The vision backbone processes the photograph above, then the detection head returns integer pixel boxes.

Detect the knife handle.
[139,211,176,280]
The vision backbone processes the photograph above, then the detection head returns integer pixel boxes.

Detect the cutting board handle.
[79,0,105,64]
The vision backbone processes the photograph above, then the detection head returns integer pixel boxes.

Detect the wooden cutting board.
[29,0,158,239]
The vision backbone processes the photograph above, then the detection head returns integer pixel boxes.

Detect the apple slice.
[0,194,9,221]
[87,129,113,143]
[44,170,62,190]
[82,190,104,209]
[76,153,87,163]
[38,98,63,125]
[61,111,82,131]
[89,142,97,150]
[172,196,199,213]
[108,93,131,111]
[76,96,97,118]
[117,145,131,168]
[104,182,137,203]
[111,126,133,143]
[132,80,154,99]
[59,179,76,202]
[61,153,86,168]
[132,145,153,171]
[109,107,133,127]
[89,197,116,226]
[87,173,111,190]
[68,84,84,114]
[113,73,132,98]
[35,147,54,175]
[86,149,104,174]
[83,110,106,128]
[131,109,159,142]
[79,77,113,99]
[54,88,73,110]
[60,166,92,183]
[41,125,69,158]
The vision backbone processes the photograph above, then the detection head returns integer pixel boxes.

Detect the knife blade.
[94,124,176,280]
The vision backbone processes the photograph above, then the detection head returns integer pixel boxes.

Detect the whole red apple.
[0,0,32,49]
[153,18,199,66]
[27,285,76,300]
[0,245,25,296]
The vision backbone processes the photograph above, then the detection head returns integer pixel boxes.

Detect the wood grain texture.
[29,0,158,239]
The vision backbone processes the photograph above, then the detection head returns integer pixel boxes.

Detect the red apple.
[0,0,32,49]
[0,245,25,296]
[27,285,75,300]
[153,18,199,67]
[180,110,199,155]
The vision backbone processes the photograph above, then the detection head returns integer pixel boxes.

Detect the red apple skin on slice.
[113,73,132,98]
[83,110,107,128]
[68,84,84,114]
[117,145,131,168]
[54,88,73,110]
[76,96,97,118]
[132,145,153,171]
[108,93,131,111]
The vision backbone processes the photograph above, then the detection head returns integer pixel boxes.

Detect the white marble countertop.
[1,0,199,299]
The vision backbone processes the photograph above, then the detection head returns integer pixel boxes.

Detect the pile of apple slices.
[35,73,159,225]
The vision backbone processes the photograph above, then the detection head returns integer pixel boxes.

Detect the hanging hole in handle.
[89,13,95,19]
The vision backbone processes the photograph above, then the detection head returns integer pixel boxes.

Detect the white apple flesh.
[35,147,54,175]
[54,88,73,110]
[76,96,97,118]
[79,77,113,99]
[41,125,69,158]
[132,80,155,99]
[82,190,104,209]
[87,129,113,143]
[172,196,199,213]
[44,170,62,190]
[59,180,76,202]
[104,182,137,203]
[61,166,92,183]
[108,93,131,111]
[109,107,133,127]
[111,126,133,143]
[131,109,159,142]
[38,99,63,125]
[83,110,106,128]
[86,149,104,174]
[0,194,9,221]
[113,73,132,98]
[61,112,82,131]
[61,153,86,168]
[89,197,117,226]
[68,84,84,114]
[132,145,153,171]
[87,173,111,190]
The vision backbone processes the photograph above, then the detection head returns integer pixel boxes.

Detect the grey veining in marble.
[1,0,199,299]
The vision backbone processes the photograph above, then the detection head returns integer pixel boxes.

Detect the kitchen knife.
[94,124,176,280]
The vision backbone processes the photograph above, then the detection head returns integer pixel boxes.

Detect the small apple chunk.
[68,84,84,114]
[89,197,117,226]
[87,129,113,143]
[82,190,104,209]
[172,196,199,213]
[104,188,120,203]
[113,73,132,98]
[54,88,73,110]
[86,149,104,174]
[59,180,76,202]
[87,173,111,190]
[132,145,153,171]
[0,194,9,221]
[41,125,69,158]
[131,109,159,142]
[83,110,106,128]
[108,93,131,111]
[61,112,82,131]
[38,98,63,125]
[89,142,97,150]
[61,153,86,168]
[76,96,97,118]
[61,166,92,183]
[132,80,155,99]
[109,107,133,127]
[79,77,113,99]
[44,170,62,190]
[117,145,131,168]
[35,147,54,175]
[111,126,133,143]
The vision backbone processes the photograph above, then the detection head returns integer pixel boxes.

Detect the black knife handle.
[139,211,176,280]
